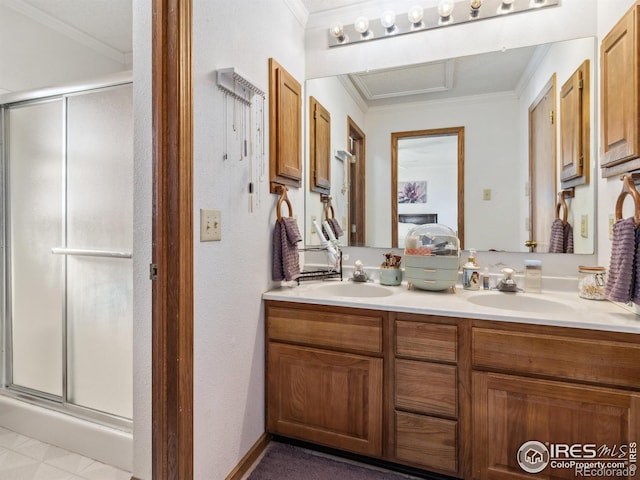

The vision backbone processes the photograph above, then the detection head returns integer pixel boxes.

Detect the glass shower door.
[64,85,133,419]
[8,99,65,398]
[6,83,133,422]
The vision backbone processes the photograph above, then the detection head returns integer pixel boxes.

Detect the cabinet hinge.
[150,263,158,280]
[550,110,555,124]
[579,156,584,167]
[579,78,584,89]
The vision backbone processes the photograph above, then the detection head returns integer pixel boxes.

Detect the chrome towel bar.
[51,248,132,259]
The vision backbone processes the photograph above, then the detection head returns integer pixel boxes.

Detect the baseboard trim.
[225,432,271,480]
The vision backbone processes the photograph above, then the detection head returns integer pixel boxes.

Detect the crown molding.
[283,0,309,27]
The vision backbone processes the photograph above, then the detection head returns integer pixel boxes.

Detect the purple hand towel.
[549,218,565,253]
[272,217,302,282]
[564,222,574,254]
[328,218,344,238]
[605,217,636,303]
[634,226,640,305]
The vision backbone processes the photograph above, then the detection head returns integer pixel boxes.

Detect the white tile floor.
[0,427,131,480]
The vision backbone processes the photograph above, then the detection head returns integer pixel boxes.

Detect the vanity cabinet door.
[267,342,383,456]
[600,2,640,176]
[472,372,640,480]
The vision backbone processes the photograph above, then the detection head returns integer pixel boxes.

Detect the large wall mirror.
[304,36,596,254]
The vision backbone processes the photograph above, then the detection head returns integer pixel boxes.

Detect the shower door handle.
[51,247,132,259]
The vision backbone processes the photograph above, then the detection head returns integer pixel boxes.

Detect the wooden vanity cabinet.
[600,2,640,177]
[471,322,640,480]
[265,301,384,456]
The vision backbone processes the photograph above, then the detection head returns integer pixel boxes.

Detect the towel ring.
[615,174,640,226]
[321,194,336,221]
[276,186,293,223]
[555,189,574,226]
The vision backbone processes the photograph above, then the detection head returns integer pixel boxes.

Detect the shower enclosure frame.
[0,73,133,433]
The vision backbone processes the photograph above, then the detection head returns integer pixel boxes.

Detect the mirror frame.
[391,126,465,249]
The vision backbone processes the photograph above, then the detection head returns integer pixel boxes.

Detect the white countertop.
[263,279,640,335]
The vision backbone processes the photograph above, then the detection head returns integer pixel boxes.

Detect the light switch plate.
[580,214,588,238]
[482,189,491,201]
[200,209,221,241]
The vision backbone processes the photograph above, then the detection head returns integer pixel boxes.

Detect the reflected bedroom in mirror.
[304,36,596,254]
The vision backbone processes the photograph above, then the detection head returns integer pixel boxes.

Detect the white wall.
[191,1,305,479]
[366,93,521,250]
[0,4,127,94]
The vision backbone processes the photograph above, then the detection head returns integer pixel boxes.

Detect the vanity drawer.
[267,305,382,354]
[472,327,640,389]
[395,411,457,474]
[395,359,457,417]
[396,321,457,362]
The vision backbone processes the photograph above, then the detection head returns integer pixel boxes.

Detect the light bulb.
[407,5,424,25]
[329,23,347,44]
[438,0,455,18]
[329,23,344,38]
[380,10,396,31]
[354,16,370,34]
[470,0,482,9]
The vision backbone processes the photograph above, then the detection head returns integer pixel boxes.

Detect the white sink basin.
[308,282,396,298]
[467,292,573,314]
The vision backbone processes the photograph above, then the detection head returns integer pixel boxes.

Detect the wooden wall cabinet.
[600,2,640,177]
[269,58,302,190]
[560,60,590,188]
[309,97,331,194]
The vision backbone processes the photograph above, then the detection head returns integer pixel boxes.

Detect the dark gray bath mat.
[247,441,429,480]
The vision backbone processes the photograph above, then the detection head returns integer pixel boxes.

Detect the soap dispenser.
[462,249,480,290]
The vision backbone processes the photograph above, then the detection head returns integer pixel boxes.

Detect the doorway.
[528,75,557,252]
[347,117,366,246]
[3,82,133,426]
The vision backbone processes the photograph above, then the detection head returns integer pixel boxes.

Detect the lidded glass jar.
[578,266,607,300]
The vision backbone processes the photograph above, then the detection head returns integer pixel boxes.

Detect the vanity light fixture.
[354,16,373,39]
[438,0,455,24]
[407,5,424,29]
[327,0,560,48]
[470,0,482,17]
[380,10,397,34]
[329,22,348,44]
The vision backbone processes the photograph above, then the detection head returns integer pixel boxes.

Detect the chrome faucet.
[496,267,518,292]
